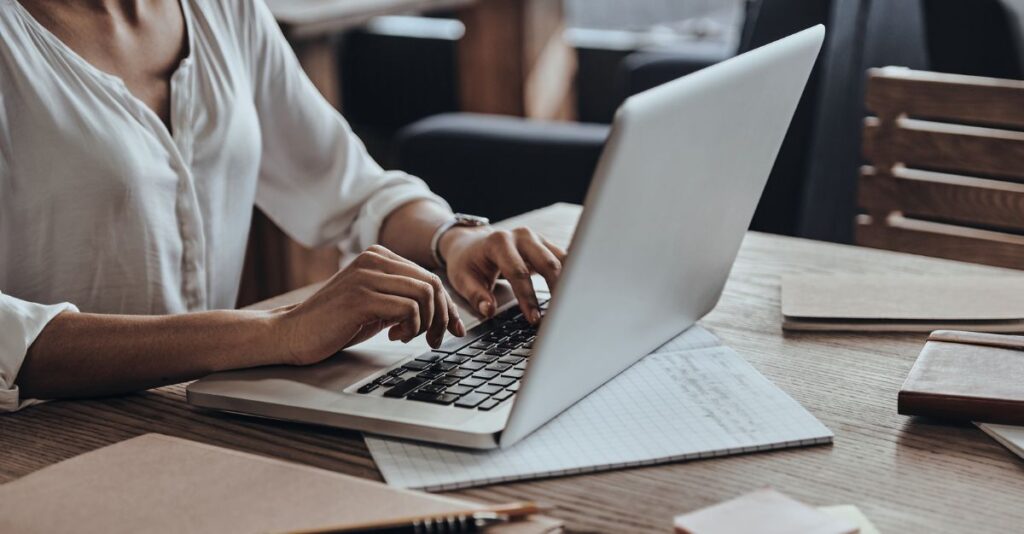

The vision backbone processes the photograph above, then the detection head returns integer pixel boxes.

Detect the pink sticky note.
[674,489,859,534]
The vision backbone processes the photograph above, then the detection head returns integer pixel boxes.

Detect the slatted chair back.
[856,67,1024,269]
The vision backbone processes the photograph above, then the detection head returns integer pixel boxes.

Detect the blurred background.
[244,0,1024,303]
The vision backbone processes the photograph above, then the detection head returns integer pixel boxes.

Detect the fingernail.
[478,301,490,316]
[457,319,466,337]
[530,309,541,323]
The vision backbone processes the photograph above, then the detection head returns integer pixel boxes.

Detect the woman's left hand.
[439,226,566,324]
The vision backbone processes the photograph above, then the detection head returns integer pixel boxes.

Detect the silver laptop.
[187,26,824,450]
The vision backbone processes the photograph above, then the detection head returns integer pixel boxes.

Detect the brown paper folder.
[0,434,561,534]
[781,274,1024,332]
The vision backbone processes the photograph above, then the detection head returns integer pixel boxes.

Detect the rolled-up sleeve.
[242,0,448,256]
[0,291,77,412]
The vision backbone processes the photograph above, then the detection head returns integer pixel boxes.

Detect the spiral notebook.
[365,326,833,491]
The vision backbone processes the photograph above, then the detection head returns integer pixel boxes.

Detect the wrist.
[262,308,308,366]
[438,225,491,267]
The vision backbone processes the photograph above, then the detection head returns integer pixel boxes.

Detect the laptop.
[187,26,824,450]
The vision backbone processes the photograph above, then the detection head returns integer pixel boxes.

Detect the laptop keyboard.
[355,299,548,411]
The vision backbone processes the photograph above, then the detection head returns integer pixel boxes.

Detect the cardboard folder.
[0,434,561,534]
[781,274,1024,332]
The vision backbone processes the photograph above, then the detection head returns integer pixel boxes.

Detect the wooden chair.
[856,67,1024,269]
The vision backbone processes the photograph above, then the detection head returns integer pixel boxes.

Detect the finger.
[515,229,563,294]
[452,266,499,319]
[446,292,465,337]
[489,232,541,323]
[362,292,420,342]
[362,271,433,342]
[541,236,567,263]
[364,246,460,343]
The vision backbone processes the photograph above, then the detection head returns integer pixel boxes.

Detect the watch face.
[454,213,490,226]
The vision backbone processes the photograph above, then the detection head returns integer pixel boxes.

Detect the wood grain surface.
[3,203,1024,533]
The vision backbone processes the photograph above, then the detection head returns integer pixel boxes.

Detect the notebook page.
[365,326,832,491]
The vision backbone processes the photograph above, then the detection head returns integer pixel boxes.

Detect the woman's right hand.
[276,245,465,366]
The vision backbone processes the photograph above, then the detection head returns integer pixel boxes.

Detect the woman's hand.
[277,245,465,366]
[440,226,567,324]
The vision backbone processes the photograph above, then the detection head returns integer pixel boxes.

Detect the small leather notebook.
[0,434,561,534]
[781,274,1024,332]
[899,330,1024,425]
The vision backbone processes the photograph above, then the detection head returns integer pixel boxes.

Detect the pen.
[284,501,548,534]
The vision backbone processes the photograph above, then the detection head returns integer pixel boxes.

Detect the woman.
[0,0,564,411]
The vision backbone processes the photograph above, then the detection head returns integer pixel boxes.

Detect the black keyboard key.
[460,361,485,371]
[447,369,472,379]
[357,383,379,394]
[486,362,512,372]
[478,399,501,411]
[513,361,528,370]
[507,382,521,392]
[436,362,457,372]
[456,348,483,357]
[402,360,431,371]
[377,376,402,387]
[503,369,525,379]
[460,377,486,388]
[444,355,470,364]
[446,385,473,396]
[387,368,408,377]
[498,356,524,365]
[417,369,444,379]
[438,376,461,386]
[476,384,502,395]
[454,392,489,408]
[473,370,499,380]
[489,376,515,387]
[472,354,499,364]
[408,391,459,405]
[436,334,477,354]
[470,341,494,350]
[493,390,514,401]
[415,352,446,363]
[485,347,511,356]
[419,383,448,394]
[383,377,429,398]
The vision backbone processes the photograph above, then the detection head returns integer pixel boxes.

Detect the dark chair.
[921,0,1024,80]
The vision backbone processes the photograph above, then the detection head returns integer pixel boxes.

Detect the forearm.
[17,309,285,400]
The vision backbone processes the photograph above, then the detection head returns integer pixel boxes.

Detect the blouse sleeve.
[0,291,77,412]
[240,0,449,255]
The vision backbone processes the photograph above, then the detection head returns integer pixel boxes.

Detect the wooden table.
[4,203,1023,532]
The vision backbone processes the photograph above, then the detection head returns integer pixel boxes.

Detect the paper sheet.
[365,326,833,490]
[978,422,1024,459]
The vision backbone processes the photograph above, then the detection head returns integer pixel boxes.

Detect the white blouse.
[0,0,445,411]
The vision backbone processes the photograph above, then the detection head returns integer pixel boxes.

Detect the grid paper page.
[365,327,832,490]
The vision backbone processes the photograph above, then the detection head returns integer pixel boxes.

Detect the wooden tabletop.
[3,203,1023,532]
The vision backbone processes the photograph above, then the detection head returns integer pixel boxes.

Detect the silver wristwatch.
[430,213,490,267]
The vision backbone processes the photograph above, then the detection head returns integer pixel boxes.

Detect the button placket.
[170,61,206,311]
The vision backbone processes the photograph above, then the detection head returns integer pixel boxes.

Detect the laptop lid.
[499,26,825,448]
